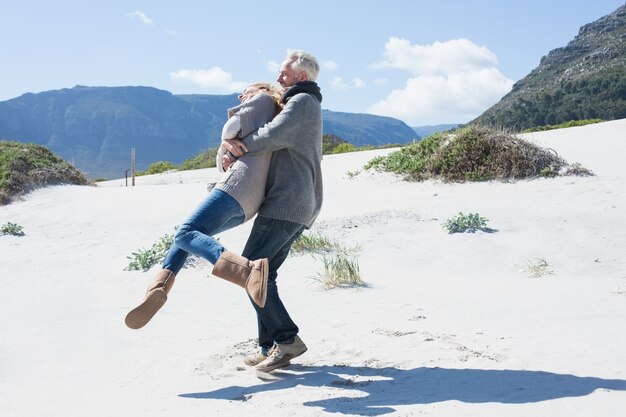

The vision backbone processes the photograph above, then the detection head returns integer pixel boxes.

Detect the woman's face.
[237,87,261,103]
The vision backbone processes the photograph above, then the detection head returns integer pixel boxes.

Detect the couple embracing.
[125,50,323,373]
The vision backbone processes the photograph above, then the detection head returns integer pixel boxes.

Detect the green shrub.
[364,132,446,178]
[138,161,176,176]
[125,230,176,271]
[322,133,401,155]
[364,126,587,182]
[323,134,348,154]
[0,222,24,236]
[179,148,218,170]
[125,228,202,271]
[443,212,491,234]
[540,167,558,178]
[331,143,358,154]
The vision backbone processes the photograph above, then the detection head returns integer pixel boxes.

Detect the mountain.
[412,124,460,137]
[0,86,417,179]
[322,110,418,146]
[472,4,626,130]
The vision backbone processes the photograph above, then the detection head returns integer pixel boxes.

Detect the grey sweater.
[214,93,279,221]
[243,92,323,228]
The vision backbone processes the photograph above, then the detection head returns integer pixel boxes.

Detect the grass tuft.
[313,253,367,289]
[525,258,554,278]
[291,233,344,255]
[294,231,366,289]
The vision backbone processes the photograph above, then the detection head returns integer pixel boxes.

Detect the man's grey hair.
[286,50,320,81]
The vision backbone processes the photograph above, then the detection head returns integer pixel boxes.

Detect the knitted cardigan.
[214,93,279,221]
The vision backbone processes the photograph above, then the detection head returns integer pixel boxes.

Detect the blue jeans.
[241,216,306,352]
[162,189,245,274]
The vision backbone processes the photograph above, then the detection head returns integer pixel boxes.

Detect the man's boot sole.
[125,289,167,329]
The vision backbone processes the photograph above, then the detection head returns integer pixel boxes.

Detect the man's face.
[276,60,300,88]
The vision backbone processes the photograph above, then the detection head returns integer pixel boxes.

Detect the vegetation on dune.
[138,135,398,176]
[0,140,90,205]
[521,118,604,133]
[137,148,219,176]
[364,125,594,182]
[443,212,495,234]
[472,4,626,131]
[292,232,367,289]
[1,222,25,236]
[125,227,200,271]
[477,71,626,130]
[137,161,176,176]
[323,134,397,155]
[178,148,219,171]
[524,258,554,278]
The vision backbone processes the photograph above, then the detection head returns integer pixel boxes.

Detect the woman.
[125,82,282,329]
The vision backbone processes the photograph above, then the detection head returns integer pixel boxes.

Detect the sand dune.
[1,119,625,416]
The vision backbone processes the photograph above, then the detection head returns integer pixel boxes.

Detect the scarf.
[281,81,323,104]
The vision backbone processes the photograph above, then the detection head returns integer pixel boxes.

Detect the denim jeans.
[241,216,306,352]
[162,189,245,274]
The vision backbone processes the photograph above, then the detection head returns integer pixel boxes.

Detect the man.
[221,50,323,372]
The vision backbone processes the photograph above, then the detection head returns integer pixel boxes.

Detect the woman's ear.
[298,72,308,82]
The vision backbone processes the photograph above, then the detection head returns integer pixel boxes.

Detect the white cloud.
[352,78,366,89]
[170,67,247,93]
[331,76,367,91]
[374,37,498,75]
[322,60,338,71]
[126,11,154,26]
[267,60,280,74]
[374,78,389,86]
[369,37,513,125]
[166,29,177,36]
[368,68,513,125]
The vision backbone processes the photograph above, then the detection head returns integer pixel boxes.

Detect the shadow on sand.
[179,365,626,415]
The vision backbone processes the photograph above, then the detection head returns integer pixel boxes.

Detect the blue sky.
[1,0,624,126]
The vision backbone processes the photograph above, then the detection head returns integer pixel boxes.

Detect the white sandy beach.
[1,119,625,416]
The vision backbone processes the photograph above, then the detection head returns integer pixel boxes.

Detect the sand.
[1,119,625,416]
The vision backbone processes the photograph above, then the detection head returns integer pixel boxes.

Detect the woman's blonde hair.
[247,82,284,109]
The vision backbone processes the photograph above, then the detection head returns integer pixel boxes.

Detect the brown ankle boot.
[212,251,268,308]
[125,269,176,329]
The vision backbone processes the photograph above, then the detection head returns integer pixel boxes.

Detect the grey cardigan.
[214,93,279,221]
[243,92,323,228]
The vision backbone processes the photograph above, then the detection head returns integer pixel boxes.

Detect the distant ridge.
[411,124,460,138]
[472,4,626,130]
[0,86,417,179]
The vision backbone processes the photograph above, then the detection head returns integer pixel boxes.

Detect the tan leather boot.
[212,251,268,308]
[125,269,176,329]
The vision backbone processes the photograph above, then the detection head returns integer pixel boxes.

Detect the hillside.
[411,124,459,137]
[472,4,626,130]
[0,140,90,205]
[0,86,417,179]
[322,110,418,146]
